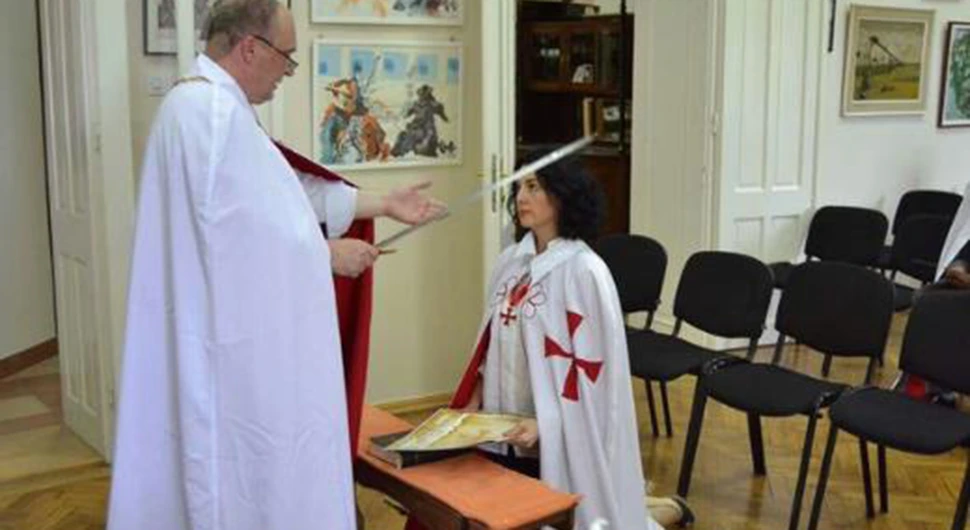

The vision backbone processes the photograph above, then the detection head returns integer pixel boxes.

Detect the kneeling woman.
[451,152,690,529]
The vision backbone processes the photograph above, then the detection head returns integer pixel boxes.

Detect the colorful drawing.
[311,0,462,26]
[313,39,462,170]
[939,22,970,128]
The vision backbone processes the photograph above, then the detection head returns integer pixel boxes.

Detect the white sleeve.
[297,172,358,238]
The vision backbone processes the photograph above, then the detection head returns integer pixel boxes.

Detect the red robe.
[275,141,374,457]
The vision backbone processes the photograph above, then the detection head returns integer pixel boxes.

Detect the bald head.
[202,0,296,104]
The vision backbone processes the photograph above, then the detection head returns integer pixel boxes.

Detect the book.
[367,409,530,469]
[367,431,469,469]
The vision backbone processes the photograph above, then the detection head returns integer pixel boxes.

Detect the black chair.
[771,206,889,289]
[889,214,954,311]
[676,262,893,530]
[877,189,962,272]
[594,234,670,436]
[626,251,773,438]
[808,290,970,530]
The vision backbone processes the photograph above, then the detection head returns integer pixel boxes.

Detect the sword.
[376,135,596,249]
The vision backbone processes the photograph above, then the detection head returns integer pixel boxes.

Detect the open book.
[387,408,528,452]
[367,409,529,469]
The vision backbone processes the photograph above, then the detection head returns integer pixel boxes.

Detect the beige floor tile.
[0,396,50,422]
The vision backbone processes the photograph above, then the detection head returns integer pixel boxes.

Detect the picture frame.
[938,21,970,128]
[143,0,211,55]
[310,0,462,26]
[312,39,463,171]
[841,5,934,116]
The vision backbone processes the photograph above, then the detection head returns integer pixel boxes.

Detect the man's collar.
[192,54,252,111]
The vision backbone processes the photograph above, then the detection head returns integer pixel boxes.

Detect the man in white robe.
[107,2,443,529]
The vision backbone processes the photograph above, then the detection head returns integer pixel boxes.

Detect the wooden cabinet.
[517,14,633,237]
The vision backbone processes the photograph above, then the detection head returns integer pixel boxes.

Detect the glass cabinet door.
[568,31,596,85]
[530,32,563,82]
[597,26,622,90]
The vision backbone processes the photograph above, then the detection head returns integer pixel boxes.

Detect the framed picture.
[938,21,970,127]
[841,5,934,116]
[582,97,630,144]
[312,39,463,171]
[311,0,462,26]
[144,0,212,55]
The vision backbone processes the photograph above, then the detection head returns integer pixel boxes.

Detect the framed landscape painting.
[311,0,462,26]
[938,21,970,127]
[841,6,934,116]
[312,39,462,171]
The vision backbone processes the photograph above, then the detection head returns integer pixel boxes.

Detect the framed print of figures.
[841,5,934,116]
[311,0,462,26]
[144,0,212,55]
[939,21,970,128]
[312,39,462,170]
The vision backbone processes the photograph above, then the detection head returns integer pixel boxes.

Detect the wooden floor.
[0,313,967,530]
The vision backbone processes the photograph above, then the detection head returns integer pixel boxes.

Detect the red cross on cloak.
[543,311,603,401]
[499,275,531,326]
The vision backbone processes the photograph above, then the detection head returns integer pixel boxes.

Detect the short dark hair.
[203,0,280,57]
[506,148,605,244]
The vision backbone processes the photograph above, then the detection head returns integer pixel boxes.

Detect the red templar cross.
[544,311,603,401]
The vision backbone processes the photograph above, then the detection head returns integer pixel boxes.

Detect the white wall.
[0,1,56,360]
[125,0,484,403]
[817,0,970,217]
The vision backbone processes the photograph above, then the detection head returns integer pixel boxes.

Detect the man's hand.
[504,419,539,449]
[384,181,447,225]
[944,261,970,288]
[329,238,379,278]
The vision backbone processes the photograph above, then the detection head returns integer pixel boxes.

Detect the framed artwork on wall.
[938,21,970,128]
[841,5,934,116]
[312,39,463,171]
[311,0,462,26]
[144,0,211,55]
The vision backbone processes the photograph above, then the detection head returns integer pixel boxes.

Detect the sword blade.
[376,135,595,249]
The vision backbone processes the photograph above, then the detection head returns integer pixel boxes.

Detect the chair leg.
[644,380,660,437]
[878,444,888,514]
[747,413,767,476]
[788,410,820,530]
[676,381,709,497]
[807,423,840,530]
[660,381,674,437]
[951,453,970,530]
[821,355,833,378]
[860,438,875,518]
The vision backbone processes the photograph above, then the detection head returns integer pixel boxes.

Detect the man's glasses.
[252,35,298,72]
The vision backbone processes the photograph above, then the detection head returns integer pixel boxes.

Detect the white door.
[715,0,824,266]
[714,0,825,345]
[39,0,108,454]
[480,0,517,289]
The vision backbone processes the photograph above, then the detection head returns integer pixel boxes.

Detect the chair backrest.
[891,214,953,283]
[673,251,773,339]
[805,206,889,266]
[594,234,667,314]
[891,190,962,237]
[777,262,893,362]
[899,290,970,395]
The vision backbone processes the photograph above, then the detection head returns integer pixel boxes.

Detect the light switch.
[147,75,170,97]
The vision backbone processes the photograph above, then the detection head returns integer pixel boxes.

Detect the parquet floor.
[0,313,967,530]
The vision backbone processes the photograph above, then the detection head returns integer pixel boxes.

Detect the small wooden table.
[356,406,579,530]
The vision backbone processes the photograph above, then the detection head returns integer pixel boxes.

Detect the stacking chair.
[877,189,962,272]
[626,251,773,438]
[770,206,889,289]
[675,262,894,530]
[807,290,970,530]
[594,234,669,436]
[889,214,953,311]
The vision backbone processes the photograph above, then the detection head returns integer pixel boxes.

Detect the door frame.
[38,0,135,459]
[480,0,517,295]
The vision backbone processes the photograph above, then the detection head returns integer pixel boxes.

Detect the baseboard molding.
[375,392,452,416]
[0,339,57,379]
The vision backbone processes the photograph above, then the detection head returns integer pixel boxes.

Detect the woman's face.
[516,173,558,233]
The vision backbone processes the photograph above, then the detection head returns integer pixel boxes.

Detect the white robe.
[936,182,970,280]
[472,234,661,530]
[108,55,357,530]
